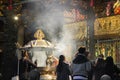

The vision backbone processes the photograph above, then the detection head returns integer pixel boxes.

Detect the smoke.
[25,0,78,62]
[54,26,77,61]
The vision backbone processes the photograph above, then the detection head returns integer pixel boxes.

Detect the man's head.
[78,47,86,54]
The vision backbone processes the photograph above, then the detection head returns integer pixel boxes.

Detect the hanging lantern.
[113,0,120,14]
[8,5,12,10]
[114,7,120,14]
[90,0,94,7]
[106,2,112,16]
[8,0,13,10]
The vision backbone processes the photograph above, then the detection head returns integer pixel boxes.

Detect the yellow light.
[0,49,2,52]
[14,16,19,20]
[44,74,53,79]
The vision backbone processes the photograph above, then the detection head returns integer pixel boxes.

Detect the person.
[56,55,71,80]
[71,47,91,80]
[19,50,37,80]
[103,56,120,80]
[92,58,105,80]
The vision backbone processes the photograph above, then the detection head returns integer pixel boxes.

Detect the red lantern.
[8,0,12,10]
[113,0,120,14]
[90,0,94,7]
[114,7,120,14]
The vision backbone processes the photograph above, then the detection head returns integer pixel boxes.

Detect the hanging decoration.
[106,2,112,16]
[113,0,120,14]
[64,9,87,23]
[8,0,12,10]
[90,0,94,7]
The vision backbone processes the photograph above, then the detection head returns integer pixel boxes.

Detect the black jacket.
[56,62,71,80]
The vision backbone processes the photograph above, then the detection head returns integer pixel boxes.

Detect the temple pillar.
[86,7,95,59]
[17,24,24,46]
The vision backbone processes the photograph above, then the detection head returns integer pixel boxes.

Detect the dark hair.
[57,55,65,72]
[78,47,86,54]
[21,50,26,57]
[105,56,114,66]
[96,58,105,69]
[59,55,65,62]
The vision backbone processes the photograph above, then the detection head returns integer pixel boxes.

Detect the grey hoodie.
[71,54,91,77]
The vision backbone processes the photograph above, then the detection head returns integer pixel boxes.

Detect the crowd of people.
[56,47,120,80]
[12,47,120,80]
